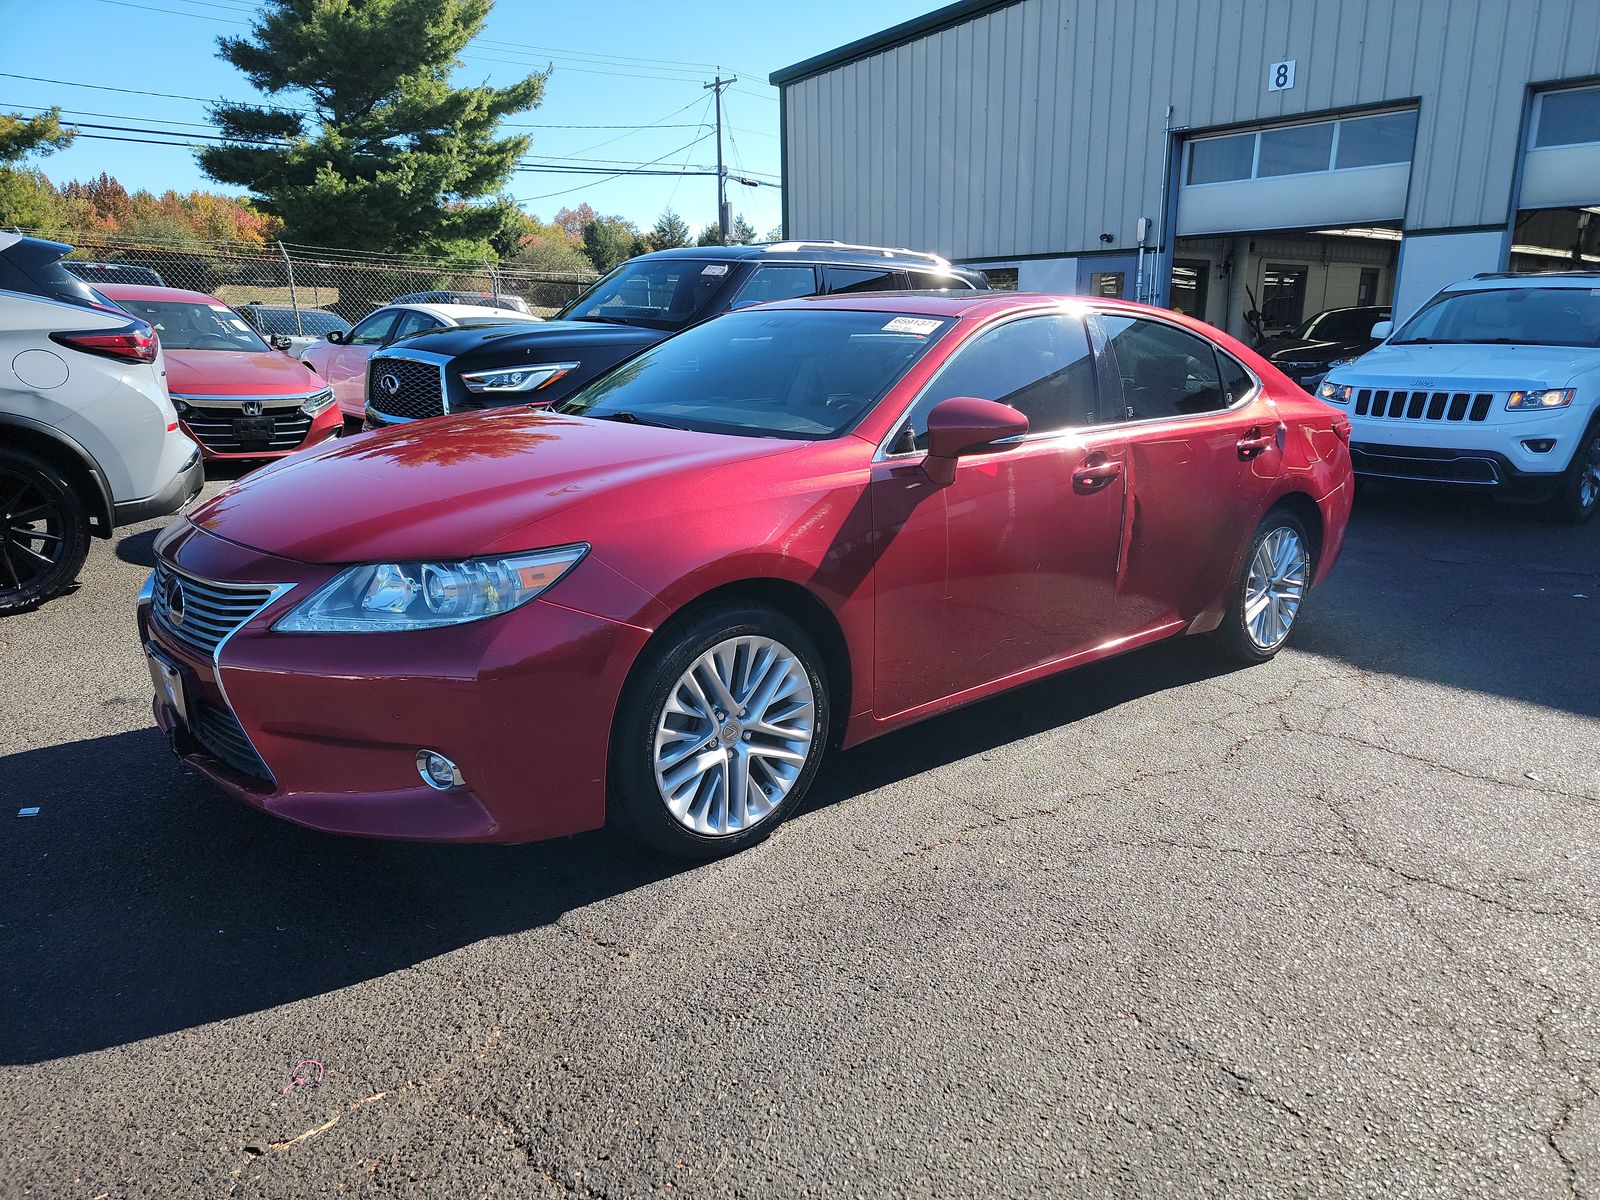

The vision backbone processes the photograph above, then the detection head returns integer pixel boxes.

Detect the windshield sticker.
[700,264,730,276]
[208,303,231,312]
[228,318,252,332]
[883,317,942,336]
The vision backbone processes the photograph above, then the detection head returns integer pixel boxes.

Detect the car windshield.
[555,308,954,440]
[1392,287,1600,348]
[558,259,733,331]
[113,298,270,352]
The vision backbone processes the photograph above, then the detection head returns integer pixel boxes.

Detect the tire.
[1540,420,1600,525]
[0,447,92,615]
[1212,509,1313,665]
[608,603,831,859]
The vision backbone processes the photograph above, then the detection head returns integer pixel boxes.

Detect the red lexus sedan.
[136,293,1353,858]
[100,284,341,461]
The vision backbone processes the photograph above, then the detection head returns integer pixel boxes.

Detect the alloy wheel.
[652,634,817,837]
[0,468,68,596]
[1244,526,1309,650]
[1579,433,1600,512]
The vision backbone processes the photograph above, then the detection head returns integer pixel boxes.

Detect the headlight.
[1318,382,1353,403]
[300,388,336,416]
[459,362,580,394]
[1506,388,1574,410]
[274,545,588,632]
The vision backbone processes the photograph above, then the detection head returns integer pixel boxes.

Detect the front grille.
[1353,388,1494,423]
[189,699,271,781]
[182,404,313,452]
[367,356,446,420]
[151,562,279,658]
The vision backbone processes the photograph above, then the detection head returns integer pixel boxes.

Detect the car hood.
[385,319,662,359]
[1261,336,1370,362]
[1327,343,1600,390]
[185,408,797,563]
[165,349,326,398]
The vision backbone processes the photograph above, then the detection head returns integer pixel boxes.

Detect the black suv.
[364,243,986,427]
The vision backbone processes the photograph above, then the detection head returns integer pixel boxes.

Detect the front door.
[869,312,1128,719]
[1096,314,1284,630]
[329,310,399,413]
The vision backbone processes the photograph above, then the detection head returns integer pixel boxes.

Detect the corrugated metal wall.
[780,0,1600,260]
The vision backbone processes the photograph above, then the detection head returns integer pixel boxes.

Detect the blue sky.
[1,0,940,237]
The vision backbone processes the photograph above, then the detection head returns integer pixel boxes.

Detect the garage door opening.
[1510,206,1600,271]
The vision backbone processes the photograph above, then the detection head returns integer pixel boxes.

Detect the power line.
[516,132,715,202]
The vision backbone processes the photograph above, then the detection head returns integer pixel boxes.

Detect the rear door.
[869,311,1128,717]
[1095,313,1282,631]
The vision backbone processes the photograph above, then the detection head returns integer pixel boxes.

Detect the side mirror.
[326,329,347,345]
[1370,320,1393,341]
[269,334,293,352]
[923,396,1029,484]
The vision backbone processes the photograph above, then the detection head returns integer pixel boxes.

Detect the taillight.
[1332,415,1352,444]
[50,319,158,364]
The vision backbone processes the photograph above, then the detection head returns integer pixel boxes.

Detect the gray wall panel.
[780,0,1600,260]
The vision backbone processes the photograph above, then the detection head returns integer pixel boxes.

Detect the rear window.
[0,238,111,311]
[1393,288,1600,349]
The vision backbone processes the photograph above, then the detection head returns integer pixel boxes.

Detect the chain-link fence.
[31,231,598,325]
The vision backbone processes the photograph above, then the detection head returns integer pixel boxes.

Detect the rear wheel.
[0,448,91,615]
[609,604,830,859]
[1213,510,1312,664]
[1541,421,1600,525]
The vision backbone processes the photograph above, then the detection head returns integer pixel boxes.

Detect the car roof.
[1456,271,1600,289]
[98,282,224,305]
[630,241,976,273]
[759,291,1111,320]
[386,302,534,320]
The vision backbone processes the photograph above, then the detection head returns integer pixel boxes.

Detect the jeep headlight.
[1318,382,1352,403]
[1506,388,1574,410]
[459,362,579,394]
[274,545,588,632]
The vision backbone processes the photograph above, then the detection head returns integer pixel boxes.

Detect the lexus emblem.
[241,400,264,416]
[166,576,186,626]
[379,373,401,396]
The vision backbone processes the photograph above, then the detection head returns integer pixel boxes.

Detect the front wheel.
[1212,510,1313,664]
[1542,422,1600,525]
[608,604,831,859]
[0,448,92,615]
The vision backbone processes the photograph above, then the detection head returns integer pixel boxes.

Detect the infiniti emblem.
[166,575,186,626]
[379,373,401,396]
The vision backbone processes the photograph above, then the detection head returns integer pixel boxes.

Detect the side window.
[348,311,399,346]
[1217,349,1256,406]
[826,266,905,294]
[1100,316,1228,420]
[729,265,817,309]
[907,269,974,291]
[896,314,1101,451]
[392,310,441,340]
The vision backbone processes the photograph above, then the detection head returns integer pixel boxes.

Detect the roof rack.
[760,240,951,267]
[1470,269,1600,280]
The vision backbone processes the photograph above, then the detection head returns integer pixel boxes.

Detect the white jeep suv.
[1,234,202,611]
[1318,272,1600,522]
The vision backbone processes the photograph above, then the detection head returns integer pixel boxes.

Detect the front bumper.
[177,400,343,461]
[1349,442,1564,497]
[138,522,652,843]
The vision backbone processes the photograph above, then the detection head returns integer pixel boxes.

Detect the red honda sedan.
[137,293,1353,858]
[100,284,341,461]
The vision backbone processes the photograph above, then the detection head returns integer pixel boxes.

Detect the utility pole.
[704,73,736,243]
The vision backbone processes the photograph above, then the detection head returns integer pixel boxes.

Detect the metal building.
[771,0,1600,342]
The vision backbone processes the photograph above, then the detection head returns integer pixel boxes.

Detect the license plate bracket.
[233,415,274,442]
[145,643,190,726]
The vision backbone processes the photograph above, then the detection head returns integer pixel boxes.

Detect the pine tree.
[646,208,692,252]
[0,109,75,165]
[199,0,544,257]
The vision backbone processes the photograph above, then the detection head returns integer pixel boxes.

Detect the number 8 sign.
[1268,59,1296,92]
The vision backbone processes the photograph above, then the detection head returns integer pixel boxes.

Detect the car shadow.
[0,638,1237,1066]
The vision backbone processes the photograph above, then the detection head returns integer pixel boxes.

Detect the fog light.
[1523,438,1556,454]
[416,749,465,790]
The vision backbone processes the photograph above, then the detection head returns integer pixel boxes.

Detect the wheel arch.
[1269,490,1324,574]
[0,415,115,538]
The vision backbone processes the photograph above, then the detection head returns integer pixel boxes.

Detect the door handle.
[1073,456,1123,490]
[1236,427,1275,460]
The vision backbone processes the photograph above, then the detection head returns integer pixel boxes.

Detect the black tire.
[0,448,92,615]
[1540,420,1600,525]
[608,603,831,859]
[1212,509,1314,665]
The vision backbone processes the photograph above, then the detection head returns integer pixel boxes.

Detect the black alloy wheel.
[0,449,91,614]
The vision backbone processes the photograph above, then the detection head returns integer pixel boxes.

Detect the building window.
[1186,109,1417,184]
[1335,110,1419,168]
[1170,259,1210,320]
[1090,272,1125,298]
[1534,85,1600,149]
[980,267,1020,292]
[1260,264,1308,331]
[1357,268,1380,307]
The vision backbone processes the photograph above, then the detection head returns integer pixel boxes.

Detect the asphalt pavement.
[1,477,1597,1199]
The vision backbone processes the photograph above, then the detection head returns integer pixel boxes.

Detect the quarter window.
[907,269,976,291]
[1101,317,1228,421]
[897,314,1101,450]
[392,310,442,340]
[730,265,817,308]
[826,266,903,294]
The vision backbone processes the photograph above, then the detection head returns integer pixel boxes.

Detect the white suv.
[1319,273,1600,522]
[0,234,202,611]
